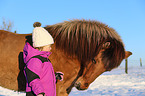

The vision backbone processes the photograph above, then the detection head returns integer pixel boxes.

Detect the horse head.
[45,19,132,92]
[74,41,132,90]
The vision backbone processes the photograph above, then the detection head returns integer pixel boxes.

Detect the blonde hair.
[35,44,52,51]
[35,47,43,51]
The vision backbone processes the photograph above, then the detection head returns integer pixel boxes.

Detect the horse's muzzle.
[74,82,88,90]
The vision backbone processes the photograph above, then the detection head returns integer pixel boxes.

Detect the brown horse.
[0,19,132,96]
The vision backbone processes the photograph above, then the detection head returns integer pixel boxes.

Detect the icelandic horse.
[0,19,132,96]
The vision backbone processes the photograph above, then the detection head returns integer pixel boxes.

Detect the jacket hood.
[23,42,51,63]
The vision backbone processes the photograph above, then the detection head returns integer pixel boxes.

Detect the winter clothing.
[32,25,54,47]
[55,72,64,83]
[23,42,56,96]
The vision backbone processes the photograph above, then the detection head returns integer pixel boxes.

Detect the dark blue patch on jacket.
[25,67,40,84]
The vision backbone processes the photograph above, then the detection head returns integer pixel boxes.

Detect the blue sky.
[0,0,145,65]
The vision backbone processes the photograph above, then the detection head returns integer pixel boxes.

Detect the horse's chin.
[76,87,87,90]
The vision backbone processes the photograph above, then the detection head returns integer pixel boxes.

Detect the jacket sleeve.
[25,58,44,95]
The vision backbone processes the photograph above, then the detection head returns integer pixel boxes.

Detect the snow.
[0,66,145,96]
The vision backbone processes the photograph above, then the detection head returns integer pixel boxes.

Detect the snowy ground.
[0,66,145,96]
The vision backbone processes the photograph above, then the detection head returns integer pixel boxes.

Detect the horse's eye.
[92,58,96,64]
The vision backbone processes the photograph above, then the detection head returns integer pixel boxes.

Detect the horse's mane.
[45,19,125,70]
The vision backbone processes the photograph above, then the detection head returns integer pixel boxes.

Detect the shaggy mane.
[45,19,125,69]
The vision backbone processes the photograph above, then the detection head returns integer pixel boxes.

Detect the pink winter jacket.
[23,42,56,96]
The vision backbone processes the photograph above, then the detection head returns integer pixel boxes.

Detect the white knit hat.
[32,22,54,47]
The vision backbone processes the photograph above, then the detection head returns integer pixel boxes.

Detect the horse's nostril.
[74,82,80,87]
[84,83,89,87]
[74,82,80,89]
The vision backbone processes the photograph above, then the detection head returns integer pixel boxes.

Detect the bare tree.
[0,18,13,32]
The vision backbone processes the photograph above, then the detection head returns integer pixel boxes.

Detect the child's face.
[42,45,52,52]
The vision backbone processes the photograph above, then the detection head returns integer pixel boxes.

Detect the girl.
[23,22,62,96]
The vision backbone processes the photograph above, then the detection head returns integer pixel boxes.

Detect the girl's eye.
[92,58,96,64]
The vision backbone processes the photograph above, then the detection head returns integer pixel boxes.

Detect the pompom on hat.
[32,22,54,47]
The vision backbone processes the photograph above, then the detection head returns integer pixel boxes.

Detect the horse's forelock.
[45,19,124,64]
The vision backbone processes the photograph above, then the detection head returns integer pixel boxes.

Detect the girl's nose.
[50,47,52,50]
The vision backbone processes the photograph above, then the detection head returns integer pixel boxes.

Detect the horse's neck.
[49,44,80,73]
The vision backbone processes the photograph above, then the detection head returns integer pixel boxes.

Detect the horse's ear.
[102,42,110,49]
[125,51,132,59]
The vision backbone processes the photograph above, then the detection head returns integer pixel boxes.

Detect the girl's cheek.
[49,47,52,51]
[46,47,51,51]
